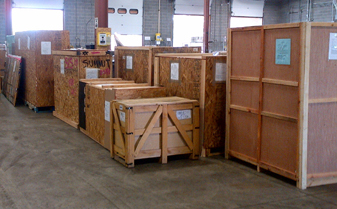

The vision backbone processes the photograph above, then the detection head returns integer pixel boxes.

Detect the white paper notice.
[329,33,337,60]
[170,63,179,81]
[126,56,133,69]
[13,61,16,72]
[176,110,192,120]
[60,59,65,74]
[105,101,110,122]
[215,63,226,82]
[119,105,123,110]
[86,68,99,79]
[27,36,30,50]
[119,111,126,122]
[41,42,52,55]
[18,38,21,50]
[193,48,198,52]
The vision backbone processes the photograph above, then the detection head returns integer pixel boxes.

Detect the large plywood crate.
[111,97,199,167]
[81,84,166,149]
[154,53,227,156]
[53,50,115,128]
[0,48,6,76]
[2,55,22,106]
[115,46,201,85]
[15,30,70,108]
[226,22,337,189]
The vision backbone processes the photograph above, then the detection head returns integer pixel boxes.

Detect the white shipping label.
[119,111,126,122]
[215,63,226,82]
[126,56,133,69]
[18,38,21,50]
[60,59,65,74]
[105,101,110,122]
[41,41,52,55]
[86,68,99,79]
[170,63,179,81]
[27,36,30,50]
[119,105,123,110]
[329,33,337,60]
[176,110,192,120]
[193,48,198,52]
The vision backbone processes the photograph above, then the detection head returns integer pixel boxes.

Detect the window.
[129,9,138,15]
[230,17,263,28]
[117,8,127,14]
[12,8,63,34]
[173,15,204,48]
[108,8,115,14]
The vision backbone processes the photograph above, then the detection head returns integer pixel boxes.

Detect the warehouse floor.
[0,94,336,209]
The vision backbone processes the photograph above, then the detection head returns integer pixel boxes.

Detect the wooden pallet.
[25,101,54,113]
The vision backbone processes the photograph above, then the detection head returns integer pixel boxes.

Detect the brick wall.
[209,0,229,52]
[64,0,95,48]
[143,0,174,46]
[0,0,5,44]
[263,0,284,25]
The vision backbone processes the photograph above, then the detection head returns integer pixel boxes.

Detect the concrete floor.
[0,94,336,209]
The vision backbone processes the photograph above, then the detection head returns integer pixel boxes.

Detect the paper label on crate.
[215,62,226,82]
[27,36,30,50]
[275,39,291,65]
[85,68,99,79]
[170,63,179,81]
[60,59,65,74]
[13,61,16,72]
[329,33,337,60]
[18,38,21,50]
[126,56,133,69]
[41,41,52,55]
[105,101,110,122]
[119,111,126,122]
[193,48,198,52]
[176,110,191,120]
[119,105,123,110]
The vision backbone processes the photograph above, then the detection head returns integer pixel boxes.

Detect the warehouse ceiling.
[12,0,64,9]
[175,0,204,15]
[231,0,264,17]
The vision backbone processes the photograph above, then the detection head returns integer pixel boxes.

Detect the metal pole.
[203,0,210,53]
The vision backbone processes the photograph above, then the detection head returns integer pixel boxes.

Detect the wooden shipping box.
[111,97,199,167]
[53,50,115,128]
[82,84,166,149]
[2,55,22,106]
[115,46,201,85]
[0,49,6,75]
[154,53,227,155]
[15,30,70,107]
[227,22,337,189]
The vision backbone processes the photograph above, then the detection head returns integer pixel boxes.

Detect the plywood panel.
[231,80,260,110]
[2,55,22,106]
[229,109,258,160]
[307,103,337,174]
[309,27,337,99]
[264,28,300,82]
[263,83,298,118]
[260,116,297,175]
[231,30,261,77]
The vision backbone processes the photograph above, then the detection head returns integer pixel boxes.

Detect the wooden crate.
[226,22,337,189]
[53,50,115,128]
[0,49,6,76]
[15,30,70,108]
[154,53,227,155]
[115,46,201,85]
[2,55,22,106]
[82,84,166,149]
[111,97,199,167]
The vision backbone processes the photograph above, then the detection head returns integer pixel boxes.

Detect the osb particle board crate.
[15,30,70,108]
[226,22,337,189]
[154,53,227,155]
[52,50,114,128]
[111,97,199,167]
[2,55,22,106]
[115,46,201,85]
[82,84,166,149]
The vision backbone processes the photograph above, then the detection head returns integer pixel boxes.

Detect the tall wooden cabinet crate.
[226,22,337,189]
[115,46,201,85]
[111,97,199,167]
[154,53,227,156]
[52,50,114,128]
[15,30,70,107]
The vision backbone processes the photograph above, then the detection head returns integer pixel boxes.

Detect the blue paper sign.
[275,39,291,65]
